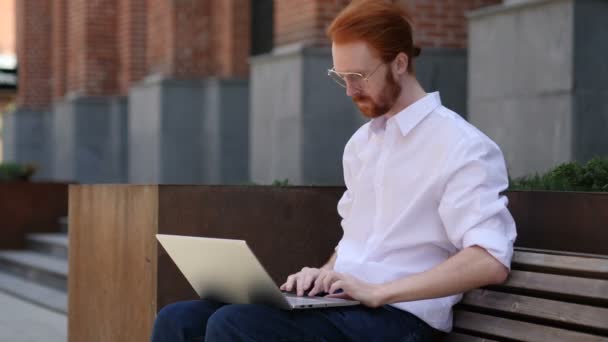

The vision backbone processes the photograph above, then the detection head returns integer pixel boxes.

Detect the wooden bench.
[446,248,608,341]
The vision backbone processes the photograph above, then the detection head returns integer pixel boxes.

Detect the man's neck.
[385,77,427,117]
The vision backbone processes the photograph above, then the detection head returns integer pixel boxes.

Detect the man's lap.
[152,299,437,342]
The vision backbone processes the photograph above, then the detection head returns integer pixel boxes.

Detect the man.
[151,0,516,340]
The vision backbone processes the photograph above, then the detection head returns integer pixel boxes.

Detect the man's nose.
[345,80,359,97]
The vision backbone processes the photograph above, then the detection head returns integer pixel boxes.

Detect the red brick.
[65,0,119,96]
[275,0,501,49]
[16,0,52,109]
[211,0,251,78]
[146,0,249,79]
[118,0,147,94]
[275,0,344,47]
[51,0,67,99]
[405,0,502,48]
[146,0,173,76]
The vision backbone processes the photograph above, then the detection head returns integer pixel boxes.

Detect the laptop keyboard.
[284,294,332,305]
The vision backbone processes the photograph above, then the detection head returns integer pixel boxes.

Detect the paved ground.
[0,291,66,342]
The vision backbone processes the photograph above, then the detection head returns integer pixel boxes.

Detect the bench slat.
[491,270,608,306]
[453,311,608,342]
[515,247,608,261]
[512,251,608,279]
[460,289,608,334]
[443,332,498,342]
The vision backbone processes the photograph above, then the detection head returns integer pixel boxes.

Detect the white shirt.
[333,92,517,332]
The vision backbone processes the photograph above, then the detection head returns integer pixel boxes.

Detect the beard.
[353,70,402,118]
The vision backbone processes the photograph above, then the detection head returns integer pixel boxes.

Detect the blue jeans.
[151,299,440,341]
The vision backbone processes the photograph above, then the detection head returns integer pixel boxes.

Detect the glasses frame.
[327,62,384,89]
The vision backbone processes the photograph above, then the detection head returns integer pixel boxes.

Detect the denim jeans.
[151,299,440,342]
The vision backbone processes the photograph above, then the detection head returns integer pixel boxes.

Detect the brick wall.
[147,0,250,79]
[173,0,213,78]
[66,0,85,96]
[15,0,251,107]
[212,0,251,78]
[274,0,349,47]
[274,0,502,49]
[118,0,147,94]
[65,0,146,97]
[399,0,502,48]
[15,0,52,110]
[82,0,119,96]
[146,0,173,77]
[52,0,67,99]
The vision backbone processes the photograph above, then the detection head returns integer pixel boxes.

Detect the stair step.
[0,272,67,314]
[58,216,68,233]
[27,233,69,259]
[0,251,68,291]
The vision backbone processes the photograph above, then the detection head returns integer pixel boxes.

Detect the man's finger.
[297,275,313,296]
[325,292,352,300]
[283,275,295,291]
[308,273,326,296]
[328,280,343,295]
[323,272,340,292]
[307,280,321,296]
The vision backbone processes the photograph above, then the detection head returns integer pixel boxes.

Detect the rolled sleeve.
[438,138,517,269]
[337,136,358,223]
[336,137,357,251]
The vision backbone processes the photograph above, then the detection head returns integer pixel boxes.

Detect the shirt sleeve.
[438,138,517,269]
[336,136,357,251]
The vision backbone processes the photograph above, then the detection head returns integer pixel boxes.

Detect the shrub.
[0,162,37,182]
[509,157,608,191]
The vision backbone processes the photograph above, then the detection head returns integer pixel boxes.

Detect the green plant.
[271,178,290,187]
[0,162,37,182]
[509,156,608,192]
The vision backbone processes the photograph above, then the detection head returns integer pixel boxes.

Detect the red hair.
[327,0,420,73]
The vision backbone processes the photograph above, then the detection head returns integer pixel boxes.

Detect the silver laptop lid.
[156,234,291,309]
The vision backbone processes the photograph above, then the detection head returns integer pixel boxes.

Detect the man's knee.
[154,302,185,330]
[152,302,189,341]
[152,300,221,342]
[206,304,271,339]
[206,304,245,330]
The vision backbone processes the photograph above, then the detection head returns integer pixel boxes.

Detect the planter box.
[507,190,608,255]
[0,182,69,249]
[67,185,608,342]
[68,185,344,342]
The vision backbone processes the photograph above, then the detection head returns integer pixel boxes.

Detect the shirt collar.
[368,92,442,139]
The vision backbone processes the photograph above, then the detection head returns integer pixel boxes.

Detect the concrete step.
[0,272,67,314]
[26,233,68,260]
[0,251,68,291]
[58,216,68,233]
[0,290,67,341]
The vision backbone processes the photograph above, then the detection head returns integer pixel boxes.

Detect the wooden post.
[68,185,159,342]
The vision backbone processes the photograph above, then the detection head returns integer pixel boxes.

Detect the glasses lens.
[344,74,364,89]
[328,70,346,88]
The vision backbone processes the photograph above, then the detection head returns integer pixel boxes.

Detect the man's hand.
[280,267,324,296]
[281,253,339,296]
[280,267,385,307]
[323,272,384,308]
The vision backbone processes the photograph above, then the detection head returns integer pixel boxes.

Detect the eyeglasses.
[327,62,384,89]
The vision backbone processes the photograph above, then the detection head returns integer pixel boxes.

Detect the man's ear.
[394,52,409,75]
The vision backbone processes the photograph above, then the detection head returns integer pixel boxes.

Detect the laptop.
[156,234,360,310]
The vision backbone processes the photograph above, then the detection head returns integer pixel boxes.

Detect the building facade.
[10,0,597,185]
[468,0,608,178]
